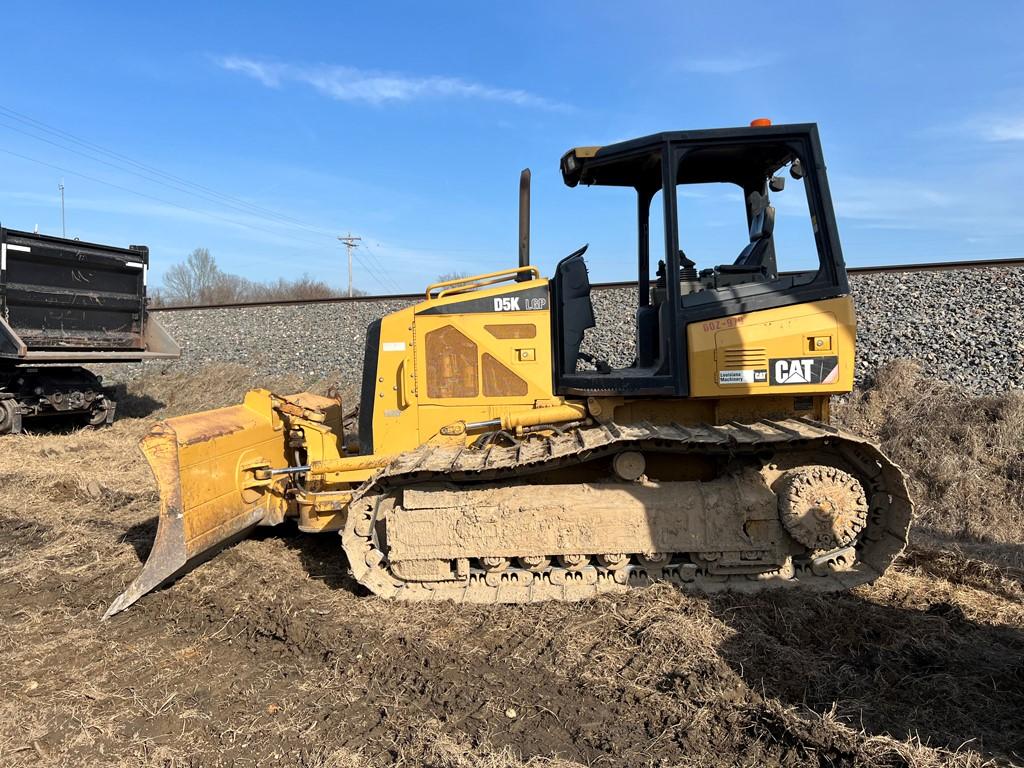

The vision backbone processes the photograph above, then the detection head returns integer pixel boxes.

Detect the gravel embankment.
[850,268,1023,392]
[113,266,1024,394]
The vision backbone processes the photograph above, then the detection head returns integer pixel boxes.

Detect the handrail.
[425,266,540,300]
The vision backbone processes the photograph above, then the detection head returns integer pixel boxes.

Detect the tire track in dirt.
[98,537,1009,767]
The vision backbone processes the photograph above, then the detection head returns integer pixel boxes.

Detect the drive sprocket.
[777,465,868,550]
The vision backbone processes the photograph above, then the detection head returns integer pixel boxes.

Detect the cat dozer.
[105,121,912,618]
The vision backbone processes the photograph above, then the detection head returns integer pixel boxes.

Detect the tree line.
[152,248,364,306]
[152,249,476,306]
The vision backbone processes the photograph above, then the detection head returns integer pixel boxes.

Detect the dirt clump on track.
[0,363,1021,767]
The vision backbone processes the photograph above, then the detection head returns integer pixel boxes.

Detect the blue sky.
[1,2,1022,294]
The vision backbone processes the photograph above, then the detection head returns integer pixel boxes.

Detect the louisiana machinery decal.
[418,285,549,315]
[718,369,768,385]
[769,356,840,385]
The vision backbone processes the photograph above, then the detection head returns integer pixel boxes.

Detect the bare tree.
[435,271,470,283]
[160,251,354,306]
[162,248,222,304]
[433,271,475,292]
[248,274,339,302]
[205,272,252,305]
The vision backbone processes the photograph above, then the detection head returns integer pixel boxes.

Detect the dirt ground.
[1,363,1022,767]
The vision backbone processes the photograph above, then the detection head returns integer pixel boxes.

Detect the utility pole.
[58,179,66,238]
[337,233,361,297]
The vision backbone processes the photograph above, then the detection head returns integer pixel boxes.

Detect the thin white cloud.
[220,57,282,88]
[976,116,1024,142]
[824,176,976,232]
[955,105,1024,142]
[678,55,773,75]
[833,178,954,222]
[217,56,569,111]
[0,188,334,253]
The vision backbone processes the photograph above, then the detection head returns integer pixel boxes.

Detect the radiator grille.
[720,347,768,369]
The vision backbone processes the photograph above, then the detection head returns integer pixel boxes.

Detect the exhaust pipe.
[517,168,530,280]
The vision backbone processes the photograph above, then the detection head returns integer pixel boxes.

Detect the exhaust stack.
[517,168,530,280]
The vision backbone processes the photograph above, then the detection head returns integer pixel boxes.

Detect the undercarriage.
[343,420,912,602]
[0,366,115,434]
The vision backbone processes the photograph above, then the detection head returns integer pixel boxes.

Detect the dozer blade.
[104,391,292,619]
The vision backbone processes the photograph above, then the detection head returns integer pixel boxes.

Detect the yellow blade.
[104,391,291,619]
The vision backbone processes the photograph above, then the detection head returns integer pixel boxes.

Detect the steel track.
[341,418,913,603]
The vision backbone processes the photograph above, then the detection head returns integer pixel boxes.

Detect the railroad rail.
[150,256,1024,312]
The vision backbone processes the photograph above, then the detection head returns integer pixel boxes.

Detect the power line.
[0,103,403,291]
[361,242,403,292]
[345,240,400,294]
[0,114,339,241]
[354,252,392,292]
[0,104,337,235]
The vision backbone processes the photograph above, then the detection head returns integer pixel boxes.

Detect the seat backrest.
[735,204,775,267]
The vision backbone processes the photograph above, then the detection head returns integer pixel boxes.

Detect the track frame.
[342,418,913,603]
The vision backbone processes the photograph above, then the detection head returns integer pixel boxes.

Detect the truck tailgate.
[1,228,148,350]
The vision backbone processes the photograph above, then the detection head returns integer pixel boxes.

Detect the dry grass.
[835,360,1024,566]
[109,363,356,420]
[0,363,1021,766]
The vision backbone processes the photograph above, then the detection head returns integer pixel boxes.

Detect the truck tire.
[87,399,114,428]
[0,399,19,435]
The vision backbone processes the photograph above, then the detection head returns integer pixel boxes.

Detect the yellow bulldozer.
[105,121,912,618]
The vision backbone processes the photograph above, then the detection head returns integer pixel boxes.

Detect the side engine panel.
[365,279,556,457]
[413,280,555,443]
[686,296,855,398]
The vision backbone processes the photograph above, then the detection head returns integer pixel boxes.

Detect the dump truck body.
[0,227,180,433]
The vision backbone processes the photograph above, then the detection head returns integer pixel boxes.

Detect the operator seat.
[702,194,778,288]
[724,189,778,276]
[734,202,775,269]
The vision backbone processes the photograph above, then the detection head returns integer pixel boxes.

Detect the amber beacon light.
[750,117,773,127]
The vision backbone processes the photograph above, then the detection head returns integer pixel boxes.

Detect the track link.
[342,419,912,602]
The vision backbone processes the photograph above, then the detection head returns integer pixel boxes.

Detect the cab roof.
[560,122,821,189]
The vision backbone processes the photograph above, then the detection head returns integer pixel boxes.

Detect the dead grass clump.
[110,363,305,419]
[380,719,586,768]
[835,360,1024,555]
[901,546,1024,602]
[107,363,358,422]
